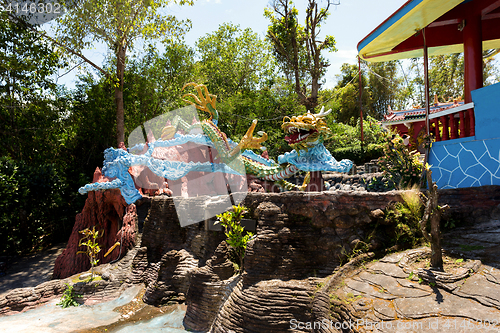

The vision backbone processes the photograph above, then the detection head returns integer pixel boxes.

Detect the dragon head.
[282,107,332,152]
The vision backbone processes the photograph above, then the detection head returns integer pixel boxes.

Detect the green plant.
[383,185,425,248]
[366,175,395,192]
[456,258,464,263]
[443,218,457,229]
[57,283,81,308]
[459,244,484,251]
[77,226,103,278]
[378,134,424,189]
[0,157,70,256]
[407,271,414,280]
[332,143,384,165]
[215,204,254,273]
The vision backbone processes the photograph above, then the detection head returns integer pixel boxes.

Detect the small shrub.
[77,226,102,278]
[384,187,424,248]
[57,283,81,308]
[215,204,254,273]
[378,135,423,189]
[332,144,384,165]
[0,157,69,255]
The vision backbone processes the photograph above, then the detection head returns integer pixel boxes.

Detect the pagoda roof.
[358,0,500,62]
[382,100,466,125]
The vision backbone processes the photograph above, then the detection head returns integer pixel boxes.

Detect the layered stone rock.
[181,191,403,332]
[129,196,227,307]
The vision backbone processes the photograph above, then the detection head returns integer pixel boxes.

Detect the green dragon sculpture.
[162,83,352,190]
[78,83,352,204]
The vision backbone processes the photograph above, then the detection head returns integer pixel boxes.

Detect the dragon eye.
[302,116,314,124]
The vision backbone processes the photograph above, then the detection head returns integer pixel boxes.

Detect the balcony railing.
[429,102,475,141]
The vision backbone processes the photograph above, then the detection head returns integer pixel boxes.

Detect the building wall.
[429,136,500,189]
[429,82,500,189]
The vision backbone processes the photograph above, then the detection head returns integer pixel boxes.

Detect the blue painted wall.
[429,136,500,189]
[429,82,500,189]
[471,82,500,141]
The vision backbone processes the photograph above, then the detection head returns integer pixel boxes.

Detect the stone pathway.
[442,219,500,268]
[333,248,500,332]
[0,243,66,297]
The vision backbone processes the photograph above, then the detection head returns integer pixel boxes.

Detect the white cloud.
[334,49,358,63]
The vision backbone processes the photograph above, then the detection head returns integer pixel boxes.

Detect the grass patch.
[459,244,485,251]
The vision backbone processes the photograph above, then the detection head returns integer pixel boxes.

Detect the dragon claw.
[238,119,268,150]
[181,83,217,118]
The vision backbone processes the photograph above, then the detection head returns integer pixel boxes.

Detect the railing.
[429,102,475,141]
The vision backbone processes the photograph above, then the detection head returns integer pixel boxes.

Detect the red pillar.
[459,111,466,138]
[450,115,458,140]
[441,116,449,141]
[462,6,482,137]
[463,12,483,103]
[434,119,441,141]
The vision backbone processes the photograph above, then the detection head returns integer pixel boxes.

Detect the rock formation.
[53,168,138,279]
[128,191,403,332]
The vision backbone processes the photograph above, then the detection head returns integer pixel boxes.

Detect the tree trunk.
[430,208,443,269]
[419,169,448,270]
[115,45,126,146]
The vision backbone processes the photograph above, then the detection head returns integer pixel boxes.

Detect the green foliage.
[264,0,337,110]
[365,176,395,192]
[124,43,196,134]
[332,144,384,165]
[325,115,390,150]
[384,202,422,247]
[384,188,424,247]
[57,283,81,308]
[194,23,305,158]
[196,23,276,100]
[367,61,406,118]
[52,0,194,144]
[0,158,70,255]
[77,226,102,278]
[0,12,68,164]
[215,205,254,273]
[378,135,423,189]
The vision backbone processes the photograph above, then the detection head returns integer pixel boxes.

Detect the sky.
[55,0,407,89]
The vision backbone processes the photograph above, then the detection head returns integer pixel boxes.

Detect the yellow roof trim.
[358,0,464,62]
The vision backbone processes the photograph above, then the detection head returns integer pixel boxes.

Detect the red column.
[450,115,458,140]
[434,119,441,141]
[459,111,466,138]
[462,6,482,137]
[463,11,483,103]
[441,116,449,140]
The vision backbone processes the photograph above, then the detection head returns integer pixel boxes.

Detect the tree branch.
[8,14,112,79]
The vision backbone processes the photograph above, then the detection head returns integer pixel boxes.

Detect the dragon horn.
[316,106,332,117]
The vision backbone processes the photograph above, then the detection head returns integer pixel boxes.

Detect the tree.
[194,23,303,157]
[46,0,194,146]
[366,60,404,118]
[264,0,337,110]
[327,63,370,125]
[407,52,499,106]
[125,43,196,131]
[196,23,276,100]
[0,12,68,163]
